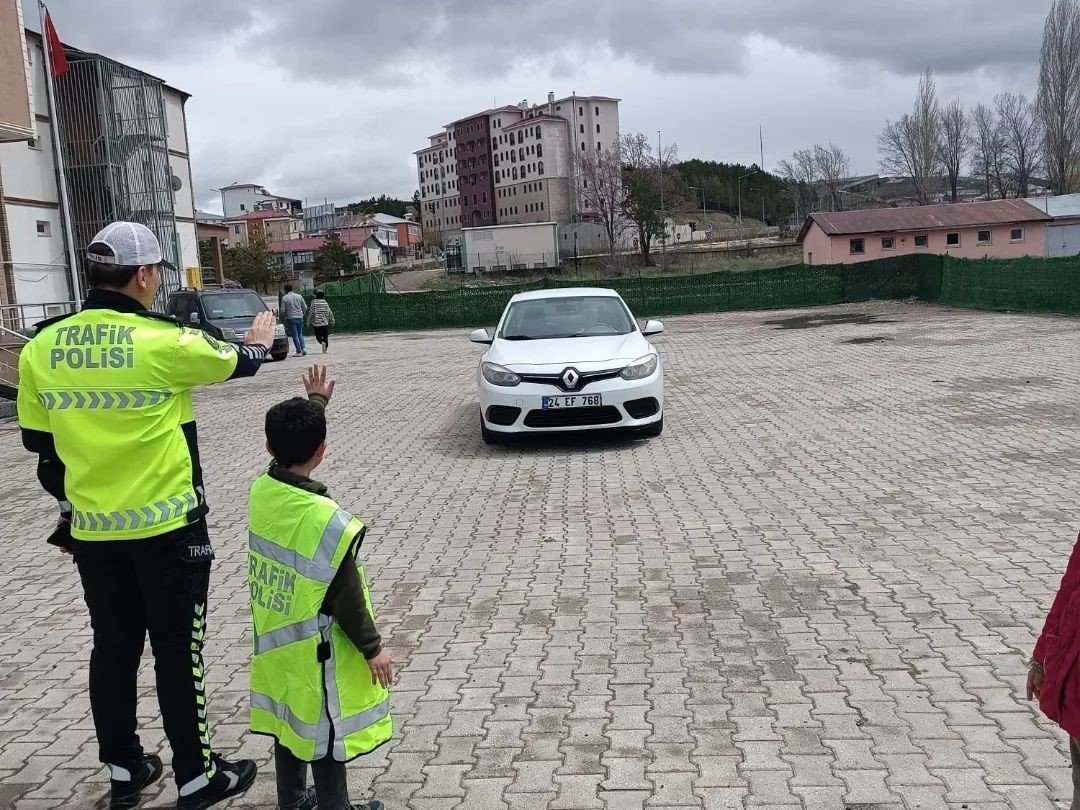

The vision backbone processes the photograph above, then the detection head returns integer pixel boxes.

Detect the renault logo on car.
[561,368,580,390]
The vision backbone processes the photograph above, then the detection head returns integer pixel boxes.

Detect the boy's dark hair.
[284,284,293,293]
[314,290,325,299]
[86,242,140,289]
[265,398,326,467]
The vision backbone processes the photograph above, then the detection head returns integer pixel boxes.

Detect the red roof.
[801,199,1050,240]
[268,229,379,254]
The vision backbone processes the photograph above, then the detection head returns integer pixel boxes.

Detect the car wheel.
[271,351,289,362]
[641,415,664,438]
[481,415,501,445]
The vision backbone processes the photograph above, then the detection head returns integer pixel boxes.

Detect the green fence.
[313,254,1080,333]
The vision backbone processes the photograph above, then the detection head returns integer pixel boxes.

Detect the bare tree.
[996,92,1042,197]
[970,103,1009,199]
[575,141,625,255]
[620,132,680,265]
[813,143,851,212]
[777,147,818,219]
[879,68,942,205]
[1038,0,1080,194]
[939,100,970,202]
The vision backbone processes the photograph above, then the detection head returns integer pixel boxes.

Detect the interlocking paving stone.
[3,302,1079,808]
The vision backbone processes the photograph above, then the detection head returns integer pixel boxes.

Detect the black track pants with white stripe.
[74,520,217,787]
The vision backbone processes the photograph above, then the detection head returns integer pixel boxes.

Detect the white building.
[415,130,459,249]
[219,182,302,219]
[0,5,201,324]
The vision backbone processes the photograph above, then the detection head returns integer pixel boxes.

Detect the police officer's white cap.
[87,222,163,267]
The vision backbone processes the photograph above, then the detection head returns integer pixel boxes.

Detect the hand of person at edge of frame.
[303,364,336,402]
[1027,665,1044,701]
[57,514,72,555]
[368,649,394,689]
[244,311,277,349]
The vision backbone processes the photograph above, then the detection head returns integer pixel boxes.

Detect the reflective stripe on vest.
[71,492,198,533]
[38,389,173,410]
[252,615,322,656]
[248,508,351,585]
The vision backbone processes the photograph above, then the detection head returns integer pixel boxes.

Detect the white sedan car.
[470,288,665,442]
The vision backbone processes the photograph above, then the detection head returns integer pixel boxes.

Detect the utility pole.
[658,130,665,261]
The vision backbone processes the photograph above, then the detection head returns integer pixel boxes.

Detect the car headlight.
[620,354,658,381]
[274,324,286,337]
[220,328,237,341]
[481,362,521,387]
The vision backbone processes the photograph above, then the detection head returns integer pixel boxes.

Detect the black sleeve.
[21,428,68,506]
[227,345,268,380]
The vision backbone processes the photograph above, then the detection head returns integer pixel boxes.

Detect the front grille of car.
[486,406,521,426]
[523,406,622,428]
[519,369,622,392]
[624,397,660,419]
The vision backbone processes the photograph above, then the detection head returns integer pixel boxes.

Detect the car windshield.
[501,296,635,340]
[202,292,266,320]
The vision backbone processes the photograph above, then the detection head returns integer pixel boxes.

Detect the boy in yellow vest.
[248,365,393,810]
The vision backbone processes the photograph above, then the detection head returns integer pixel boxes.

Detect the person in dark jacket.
[1030,531,1080,808]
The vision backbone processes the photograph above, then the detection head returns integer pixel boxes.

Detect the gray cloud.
[30,0,1050,84]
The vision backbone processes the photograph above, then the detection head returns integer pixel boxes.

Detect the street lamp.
[737,170,758,224]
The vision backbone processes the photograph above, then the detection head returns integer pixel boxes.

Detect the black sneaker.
[281,787,317,810]
[176,756,257,810]
[110,754,164,809]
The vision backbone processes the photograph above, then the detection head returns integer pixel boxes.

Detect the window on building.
[1011,227,1025,242]
[596,123,601,134]
[597,141,601,151]
[583,177,588,189]
[881,237,895,251]
[28,137,41,150]
[849,238,865,254]
[234,225,242,234]
[473,194,478,205]
[579,106,584,116]
[483,192,487,203]
[535,126,541,138]
[537,144,543,158]
[519,148,525,161]
[581,142,586,151]
[513,167,518,180]
[240,204,246,211]
[517,131,524,144]
[946,232,961,247]
[540,201,544,211]
[36,220,51,237]
[977,229,992,245]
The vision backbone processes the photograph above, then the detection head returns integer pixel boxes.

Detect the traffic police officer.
[17,222,274,810]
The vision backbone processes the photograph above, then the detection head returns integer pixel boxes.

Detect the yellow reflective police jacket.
[17,293,243,541]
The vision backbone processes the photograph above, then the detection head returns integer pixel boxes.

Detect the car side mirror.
[642,319,664,336]
[469,328,492,345]
[188,312,200,324]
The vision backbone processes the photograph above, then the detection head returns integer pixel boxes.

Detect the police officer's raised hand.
[303,364,336,402]
[368,649,394,689]
[244,311,276,349]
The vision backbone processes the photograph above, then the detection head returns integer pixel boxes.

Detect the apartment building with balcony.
[415,93,620,249]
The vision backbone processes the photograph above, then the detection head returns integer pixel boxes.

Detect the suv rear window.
[201,292,266,319]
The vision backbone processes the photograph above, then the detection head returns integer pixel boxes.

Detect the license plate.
[542,394,603,409]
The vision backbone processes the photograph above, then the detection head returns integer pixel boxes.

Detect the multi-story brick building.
[415,93,620,249]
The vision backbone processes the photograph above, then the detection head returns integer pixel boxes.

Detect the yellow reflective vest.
[248,473,392,762]
[17,304,240,540]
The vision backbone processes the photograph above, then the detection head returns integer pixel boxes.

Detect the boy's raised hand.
[368,649,394,689]
[303,364,336,402]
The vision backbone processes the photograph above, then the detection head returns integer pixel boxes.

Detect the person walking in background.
[1029,530,1080,809]
[281,285,307,357]
[307,291,336,354]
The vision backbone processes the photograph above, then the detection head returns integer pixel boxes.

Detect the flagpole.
[39,1,81,307]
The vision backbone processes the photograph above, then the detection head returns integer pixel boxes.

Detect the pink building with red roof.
[798,200,1051,265]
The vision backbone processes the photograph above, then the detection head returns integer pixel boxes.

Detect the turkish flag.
[44,9,68,78]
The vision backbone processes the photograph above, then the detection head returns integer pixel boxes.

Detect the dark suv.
[166,286,289,361]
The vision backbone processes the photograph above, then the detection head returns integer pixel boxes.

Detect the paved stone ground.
[2,301,1080,809]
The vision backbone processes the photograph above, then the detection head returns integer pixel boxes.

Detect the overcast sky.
[26,0,1051,213]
